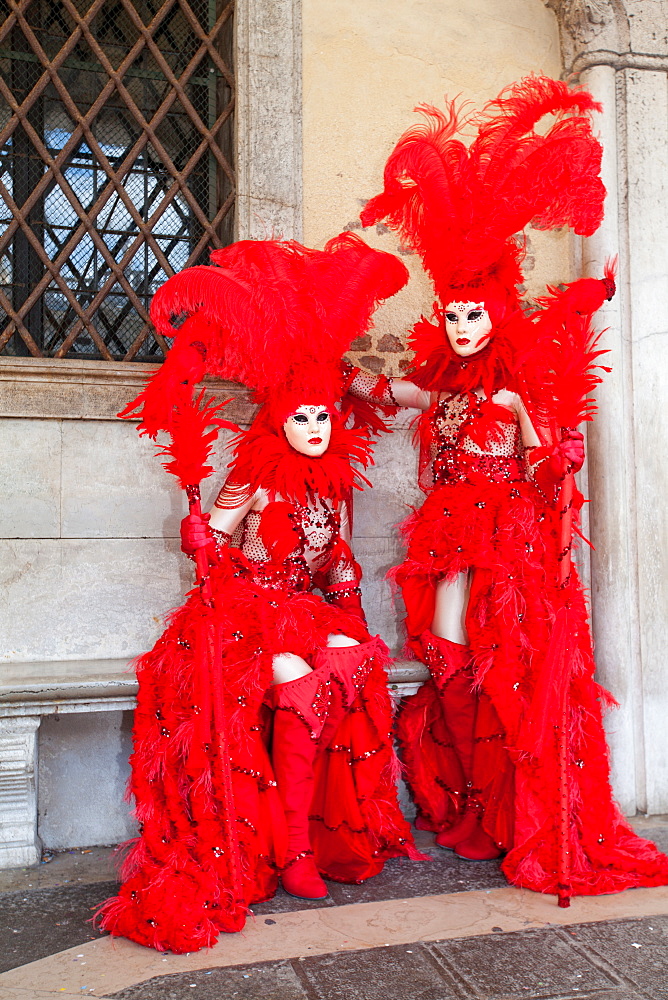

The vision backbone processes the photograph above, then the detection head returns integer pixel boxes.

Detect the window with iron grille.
[0,0,234,362]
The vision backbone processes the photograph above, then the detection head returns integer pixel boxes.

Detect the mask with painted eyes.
[282,404,332,456]
[444,301,493,357]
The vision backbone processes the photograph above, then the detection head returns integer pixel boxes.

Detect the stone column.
[235,0,303,240]
[547,0,668,814]
[0,716,41,866]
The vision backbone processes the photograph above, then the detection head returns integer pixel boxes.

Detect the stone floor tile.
[326,850,506,906]
[542,994,645,1000]
[297,943,460,1000]
[567,916,668,998]
[430,926,619,999]
[628,820,668,857]
[105,960,309,1000]
[250,887,337,915]
[0,881,113,973]
[0,846,119,894]
[249,851,505,915]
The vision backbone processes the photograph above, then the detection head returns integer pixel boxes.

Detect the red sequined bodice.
[237,500,342,594]
[432,391,525,486]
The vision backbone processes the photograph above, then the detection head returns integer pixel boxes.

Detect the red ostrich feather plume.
[120,233,408,490]
[362,75,604,312]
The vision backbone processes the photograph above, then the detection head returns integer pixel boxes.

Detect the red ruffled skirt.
[395,479,668,897]
[98,554,417,952]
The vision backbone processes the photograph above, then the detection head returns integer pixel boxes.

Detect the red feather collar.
[228,416,373,506]
[407,308,527,398]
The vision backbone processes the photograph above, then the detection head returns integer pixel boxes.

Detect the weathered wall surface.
[5,0,665,853]
[301,0,572,375]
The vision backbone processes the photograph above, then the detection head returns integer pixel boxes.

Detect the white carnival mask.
[283,404,332,457]
[443,301,493,357]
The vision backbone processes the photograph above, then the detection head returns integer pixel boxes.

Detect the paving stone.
[250,851,506,914]
[537,994,644,999]
[634,825,668,855]
[250,885,337,915]
[326,849,506,906]
[0,881,113,973]
[106,960,308,1000]
[568,915,668,998]
[430,926,619,999]
[0,846,119,894]
[297,943,460,999]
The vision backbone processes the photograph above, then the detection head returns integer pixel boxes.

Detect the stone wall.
[3,0,665,852]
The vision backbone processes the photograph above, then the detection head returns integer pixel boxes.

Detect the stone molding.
[0,715,41,867]
[546,0,618,41]
[545,0,630,69]
[0,657,428,717]
[0,658,138,718]
[0,358,255,422]
[573,50,668,72]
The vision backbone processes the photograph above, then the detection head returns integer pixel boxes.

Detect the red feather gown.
[395,388,668,897]
[99,481,418,953]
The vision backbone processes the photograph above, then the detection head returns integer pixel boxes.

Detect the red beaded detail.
[312,680,333,719]
[246,557,312,594]
[351,656,373,691]
[432,392,526,486]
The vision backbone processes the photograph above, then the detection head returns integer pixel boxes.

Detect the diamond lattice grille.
[0,0,234,361]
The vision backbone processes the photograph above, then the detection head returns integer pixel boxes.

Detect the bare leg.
[272,652,312,685]
[272,635,359,684]
[326,634,360,648]
[431,571,471,643]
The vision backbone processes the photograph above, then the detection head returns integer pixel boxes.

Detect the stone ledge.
[0,658,137,716]
[572,49,668,74]
[0,358,256,423]
[0,656,429,717]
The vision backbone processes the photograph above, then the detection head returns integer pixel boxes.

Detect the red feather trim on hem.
[394,483,668,897]
[97,574,419,952]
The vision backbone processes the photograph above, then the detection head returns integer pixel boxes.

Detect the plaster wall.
[301,0,574,374]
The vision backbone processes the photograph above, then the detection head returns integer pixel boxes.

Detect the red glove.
[325,584,367,624]
[550,429,585,478]
[180,512,214,557]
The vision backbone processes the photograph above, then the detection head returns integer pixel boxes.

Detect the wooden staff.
[555,446,575,909]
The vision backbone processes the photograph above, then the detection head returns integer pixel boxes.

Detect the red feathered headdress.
[362,75,613,479]
[121,233,408,500]
[362,75,604,319]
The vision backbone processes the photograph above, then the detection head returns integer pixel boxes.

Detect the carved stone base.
[0,716,41,867]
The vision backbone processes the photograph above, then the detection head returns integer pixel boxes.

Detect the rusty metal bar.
[0,0,235,360]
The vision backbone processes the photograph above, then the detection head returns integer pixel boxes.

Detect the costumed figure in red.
[344,76,668,903]
[98,233,423,953]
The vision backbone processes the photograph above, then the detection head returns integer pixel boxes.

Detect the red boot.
[271,670,329,900]
[419,632,476,843]
[420,632,504,860]
[454,819,503,861]
[435,810,478,850]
